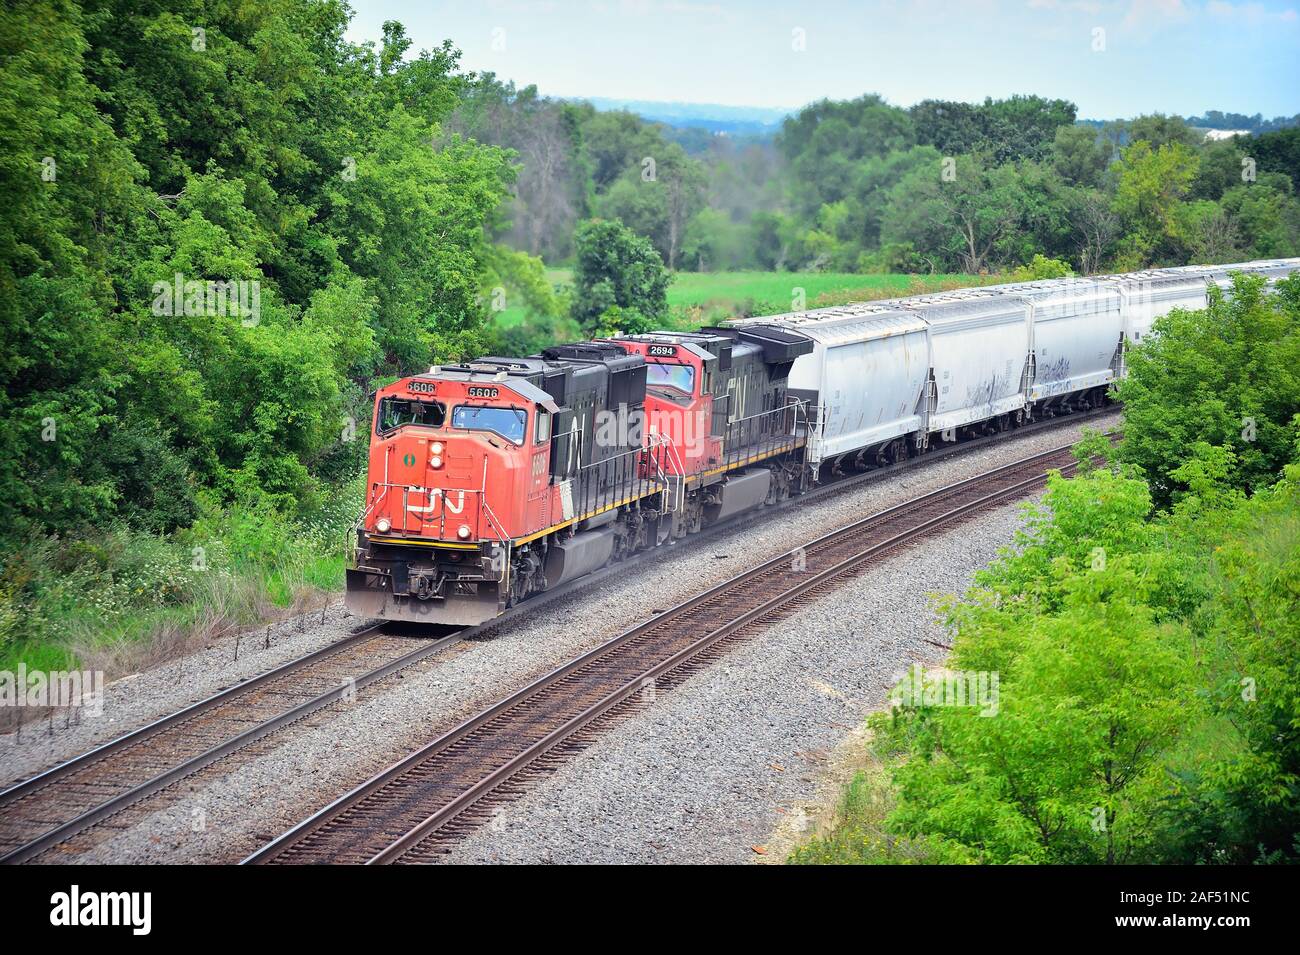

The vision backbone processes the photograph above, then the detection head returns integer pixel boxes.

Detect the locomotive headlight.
[457,524,472,540]
[430,455,443,469]
[430,442,444,455]
[376,517,391,533]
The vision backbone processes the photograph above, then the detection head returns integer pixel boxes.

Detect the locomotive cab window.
[452,405,527,445]
[646,363,696,396]
[535,408,552,444]
[377,397,445,435]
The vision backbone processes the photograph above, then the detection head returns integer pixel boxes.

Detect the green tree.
[878,470,1197,864]
[570,218,670,335]
[881,153,1033,272]
[1051,124,1114,188]
[1117,274,1300,507]
[1187,467,1300,862]
[779,94,916,217]
[595,143,706,269]
[911,95,1076,164]
[1125,113,1202,149]
[1112,139,1199,266]
[1248,127,1300,188]
[0,1,514,538]
[1219,174,1300,258]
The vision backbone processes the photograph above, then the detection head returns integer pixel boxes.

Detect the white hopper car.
[731,259,1299,472]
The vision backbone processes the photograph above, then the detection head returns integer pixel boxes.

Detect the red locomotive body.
[348,370,559,624]
[346,327,813,626]
[362,372,554,543]
[611,335,721,475]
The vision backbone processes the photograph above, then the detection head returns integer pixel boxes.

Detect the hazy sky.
[345,0,1300,119]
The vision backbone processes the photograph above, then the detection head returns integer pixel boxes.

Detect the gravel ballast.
[7,412,1114,863]
[433,497,1036,864]
[0,604,357,787]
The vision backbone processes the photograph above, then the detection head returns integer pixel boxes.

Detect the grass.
[493,268,574,330]
[665,270,986,311]
[491,269,997,333]
[785,744,948,865]
[0,480,362,682]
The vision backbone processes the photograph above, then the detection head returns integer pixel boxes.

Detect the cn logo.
[407,490,466,516]
[403,452,417,467]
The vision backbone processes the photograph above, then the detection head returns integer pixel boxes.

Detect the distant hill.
[576,98,1299,140]
[575,97,791,136]
[1078,111,1299,134]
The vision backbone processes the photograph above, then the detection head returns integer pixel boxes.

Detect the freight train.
[345,259,1299,626]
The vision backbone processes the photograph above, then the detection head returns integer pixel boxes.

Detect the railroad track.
[1,409,1114,865]
[247,439,1096,865]
[0,623,464,864]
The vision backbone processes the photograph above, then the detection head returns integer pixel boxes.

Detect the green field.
[493,269,991,331]
[665,270,986,311]
[665,271,995,324]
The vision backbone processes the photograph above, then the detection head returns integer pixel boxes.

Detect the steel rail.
[0,626,464,864]
[1,623,387,805]
[247,438,1097,864]
[372,463,1070,863]
[6,408,1114,865]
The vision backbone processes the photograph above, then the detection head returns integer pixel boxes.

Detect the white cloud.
[1121,0,1190,30]
[1206,1,1300,24]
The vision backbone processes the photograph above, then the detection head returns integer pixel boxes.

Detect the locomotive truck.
[345,258,1299,626]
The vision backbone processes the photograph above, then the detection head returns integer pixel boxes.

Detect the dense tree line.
[766,97,1300,274]
[459,85,1300,276]
[3,2,1297,664]
[2,1,513,541]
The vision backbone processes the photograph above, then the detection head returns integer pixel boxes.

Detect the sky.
[344,0,1300,119]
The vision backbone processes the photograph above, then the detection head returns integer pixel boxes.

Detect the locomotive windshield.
[646,363,696,395]
[378,396,446,434]
[452,405,527,445]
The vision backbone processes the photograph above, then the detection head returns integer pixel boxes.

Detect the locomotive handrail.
[643,433,678,513]
[718,400,804,472]
[644,431,685,514]
[479,497,509,543]
[566,439,669,525]
[348,482,392,568]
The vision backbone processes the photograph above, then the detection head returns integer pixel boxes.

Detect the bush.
[1117,273,1300,508]
[0,477,363,674]
[570,219,671,334]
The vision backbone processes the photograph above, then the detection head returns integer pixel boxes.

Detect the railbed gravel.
[0,604,357,787]
[9,411,1116,863]
[433,497,1035,864]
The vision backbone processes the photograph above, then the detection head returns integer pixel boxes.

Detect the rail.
[0,626,465,865]
[246,437,1105,864]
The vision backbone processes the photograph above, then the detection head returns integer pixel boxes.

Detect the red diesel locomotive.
[346,326,814,625]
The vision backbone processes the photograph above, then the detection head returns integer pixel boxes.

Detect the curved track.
[247,440,1095,864]
[0,623,462,864]
[2,408,1114,865]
